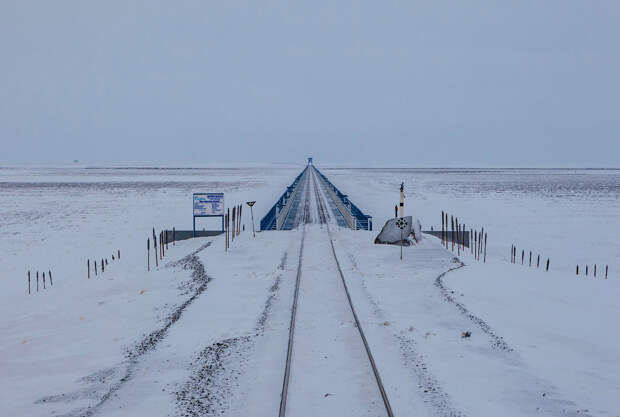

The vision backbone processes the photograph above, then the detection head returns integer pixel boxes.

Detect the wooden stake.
[605,265,608,279]
[537,254,540,268]
[147,238,150,271]
[173,227,175,246]
[576,265,579,275]
[154,234,158,267]
[463,224,466,250]
[456,218,460,256]
[49,270,53,286]
[450,216,454,251]
[474,232,477,259]
[546,258,550,271]
[28,271,31,294]
[43,272,46,289]
[586,265,588,276]
[594,264,597,277]
[441,211,444,245]
[118,249,121,260]
[484,233,487,263]
[101,258,104,273]
[36,271,39,292]
[529,251,532,267]
[88,259,90,279]
[521,250,524,265]
[95,260,97,276]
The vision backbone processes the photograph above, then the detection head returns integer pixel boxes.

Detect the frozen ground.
[0,165,618,416]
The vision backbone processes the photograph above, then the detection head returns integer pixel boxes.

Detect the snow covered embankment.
[333,229,602,417]
[1,229,299,417]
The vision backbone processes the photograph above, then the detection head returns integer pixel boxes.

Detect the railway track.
[278,167,394,417]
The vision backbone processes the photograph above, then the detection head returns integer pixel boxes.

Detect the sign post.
[193,193,225,238]
[246,201,256,238]
[396,217,408,261]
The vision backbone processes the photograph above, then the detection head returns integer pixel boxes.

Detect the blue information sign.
[193,193,225,236]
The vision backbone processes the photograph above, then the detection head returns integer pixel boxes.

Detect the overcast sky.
[1,1,619,167]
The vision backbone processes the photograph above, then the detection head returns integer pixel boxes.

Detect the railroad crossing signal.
[246,201,256,238]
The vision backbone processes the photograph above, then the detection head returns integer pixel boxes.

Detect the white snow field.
[1,165,619,417]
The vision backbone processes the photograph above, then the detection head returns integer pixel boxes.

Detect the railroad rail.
[278,167,394,417]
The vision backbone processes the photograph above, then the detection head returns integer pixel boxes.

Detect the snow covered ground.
[1,165,618,416]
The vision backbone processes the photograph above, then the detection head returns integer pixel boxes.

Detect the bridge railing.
[313,167,372,231]
[276,169,306,230]
[260,167,308,231]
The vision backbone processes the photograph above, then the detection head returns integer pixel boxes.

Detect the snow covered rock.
[374,216,422,245]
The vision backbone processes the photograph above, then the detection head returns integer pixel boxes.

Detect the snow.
[1,166,618,416]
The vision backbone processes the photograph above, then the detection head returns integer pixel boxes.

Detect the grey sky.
[1,1,619,166]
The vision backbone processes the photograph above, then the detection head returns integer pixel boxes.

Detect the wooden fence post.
[456,218,460,256]
[43,272,46,289]
[88,259,90,279]
[36,271,39,292]
[484,233,487,263]
[576,265,579,275]
[529,251,532,267]
[537,254,540,268]
[102,258,104,273]
[173,227,175,246]
[474,232,477,259]
[594,264,597,277]
[463,224,466,251]
[445,213,449,248]
[28,271,31,294]
[95,260,97,276]
[546,258,550,271]
[154,234,158,267]
[441,211,444,245]
[147,238,150,271]
[606,265,608,279]
[49,270,53,286]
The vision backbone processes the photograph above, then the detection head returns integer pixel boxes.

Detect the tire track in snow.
[345,253,468,417]
[36,241,213,417]
[434,259,513,352]
[436,259,594,417]
[175,249,291,417]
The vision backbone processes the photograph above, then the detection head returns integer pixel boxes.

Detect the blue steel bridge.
[260,164,372,231]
